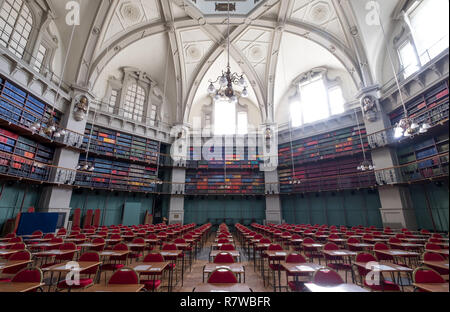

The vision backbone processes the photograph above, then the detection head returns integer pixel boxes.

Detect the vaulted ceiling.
[47,0,405,126]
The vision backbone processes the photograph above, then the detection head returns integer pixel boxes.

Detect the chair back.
[313,268,344,286]
[425,243,441,250]
[219,244,235,251]
[207,268,238,284]
[286,253,306,264]
[108,268,139,285]
[413,267,445,286]
[213,252,235,264]
[11,267,43,292]
[2,250,31,274]
[78,252,100,275]
[143,253,164,262]
[268,244,283,251]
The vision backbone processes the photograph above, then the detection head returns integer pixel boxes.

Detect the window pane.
[398,41,420,78]
[301,77,329,124]
[290,99,302,127]
[237,111,248,135]
[410,0,449,64]
[329,87,345,115]
[214,99,235,135]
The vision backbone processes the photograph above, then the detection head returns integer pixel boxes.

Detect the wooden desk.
[0,242,14,248]
[99,250,130,257]
[203,264,245,283]
[282,263,324,274]
[321,250,357,258]
[414,283,449,292]
[0,282,45,292]
[304,283,369,292]
[426,249,449,256]
[0,260,33,271]
[422,260,449,271]
[33,249,78,258]
[193,283,252,292]
[389,243,423,250]
[347,243,375,250]
[84,284,145,292]
[42,261,102,292]
[0,250,20,257]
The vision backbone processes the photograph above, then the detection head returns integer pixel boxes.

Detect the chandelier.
[354,109,375,172]
[207,0,248,102]
[30,116,67,138]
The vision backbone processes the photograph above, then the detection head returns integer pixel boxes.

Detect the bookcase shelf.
[83,124,160,165]
[75,155,159,192]
[185,169,265,195]
[278,125,369,167]
[0,126,55,181]
[390,80,449,126]
[186,146,262,170]
[397,132,449,181]
[279,155,377,193]
[0,76,62,139]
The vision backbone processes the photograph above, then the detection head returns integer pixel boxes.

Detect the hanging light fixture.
[375,7,429,140]
[207,0,248,102]
[355,109,375,172]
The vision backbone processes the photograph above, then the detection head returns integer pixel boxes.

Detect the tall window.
[214,99,236,135]
[124,84,145,122]
[398,41,420,78]
[290,75,345,127]
[108,90,118,113]
[407,0,449,65]
[33,44,46,72]
[0,0,33,58]
[237,112,248,135]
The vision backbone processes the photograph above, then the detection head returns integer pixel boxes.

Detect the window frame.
[124,83,146,122]
[0,0,34,59]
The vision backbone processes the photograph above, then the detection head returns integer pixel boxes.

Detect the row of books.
[83,124,160,164]
[76,155,159,192]
[185,170,265,194]
[0,76,62,133]
[390,81,449,125]
[278,126,369,167]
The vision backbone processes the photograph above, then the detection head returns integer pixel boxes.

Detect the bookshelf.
[185,170,265,195]
[75,155,159,192]
[0,76,62,135]
[390,80,449,126]
[278,126,369,166]
[279,155,377,193]
[83,124,160,165]
[397,133,449,181]
[186,145,262,169]
[0,126,55,181]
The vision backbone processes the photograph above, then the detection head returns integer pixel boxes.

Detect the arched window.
[290,72,345,127]
[213,99,249,136]
[0,0,33,58]
[124,84,145,122]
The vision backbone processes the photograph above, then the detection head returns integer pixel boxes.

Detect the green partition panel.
[122,202,141,226]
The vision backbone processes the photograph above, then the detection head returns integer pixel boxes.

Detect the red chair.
[41,243,77,268]
[129,238,145,261]
[302,238,323,263]
[285,253,308,292]
[101,243,129,283]
[217,238,230,244]
[425,243,441,251]
[5,233,16,239]
[207,268,238,284]
[413,267,446,292]
[140,254,165,292]
[423,252,449,276]
[56,252,100,292]
[108,268,140,285]
[0,250,32,282]
[31,230,43,238]
[374,243,395,262]
[313,268,344,286]
[90,238,106,252]
[11,267,43,292]
[219,244,235,251]
[214,252,235,264]
[354,253,400,292]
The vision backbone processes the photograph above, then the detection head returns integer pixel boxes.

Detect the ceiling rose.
[121,3,142,23]
[186,45,203,62]
[309,3,331,24]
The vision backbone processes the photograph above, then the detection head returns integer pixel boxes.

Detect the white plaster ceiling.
[45,0,405,126]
